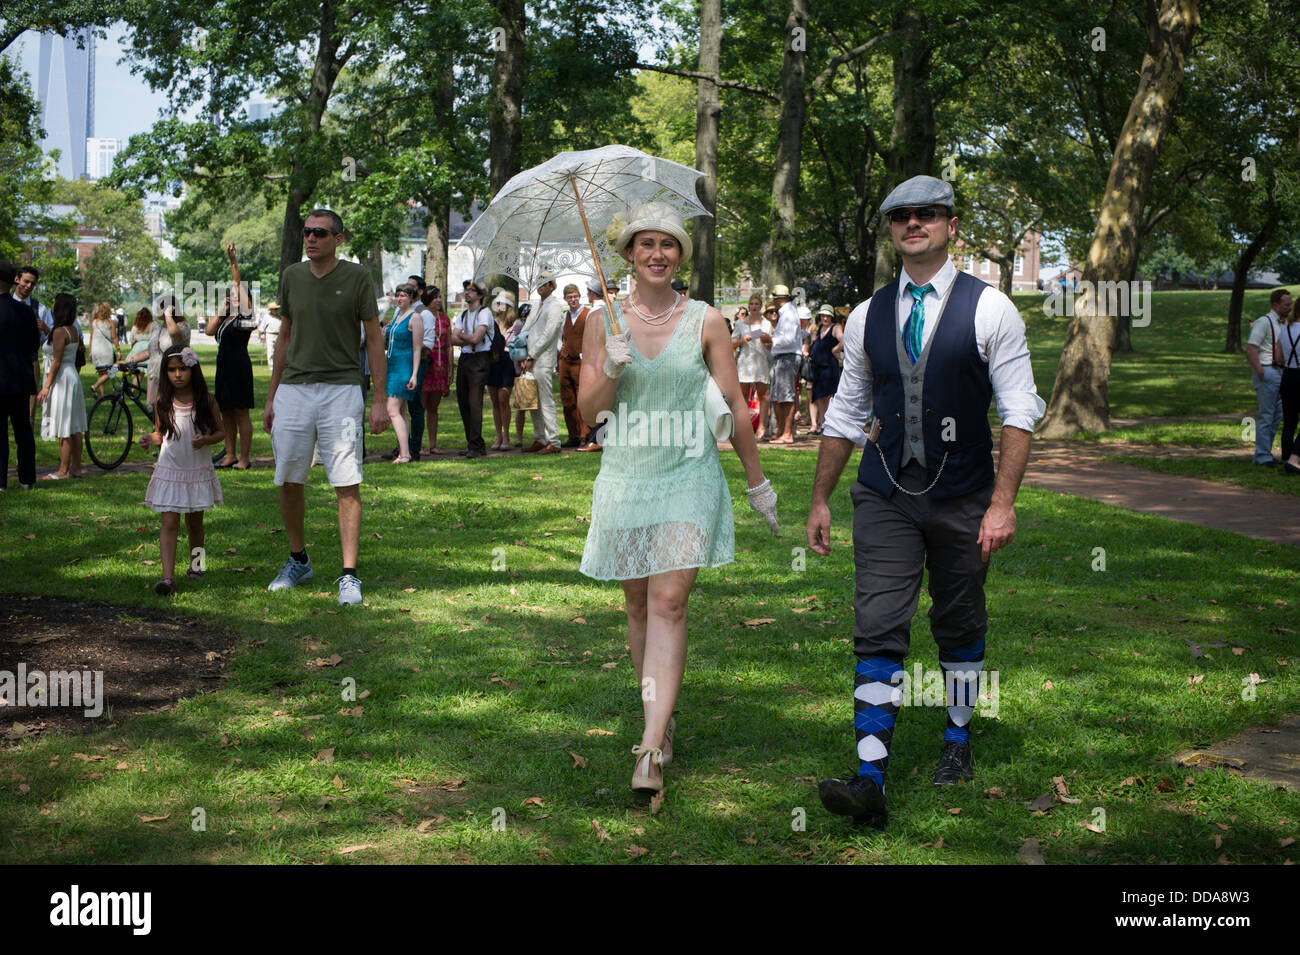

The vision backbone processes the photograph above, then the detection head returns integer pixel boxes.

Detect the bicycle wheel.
[86,394,132,470]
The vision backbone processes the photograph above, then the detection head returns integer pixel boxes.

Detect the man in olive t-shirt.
[263,209,389,606]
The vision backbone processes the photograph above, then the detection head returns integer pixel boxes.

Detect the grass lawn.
[2,437,1298,864]
[1109,456,1300,496]
[1012,287,1295,423]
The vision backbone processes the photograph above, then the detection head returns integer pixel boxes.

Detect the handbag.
[74,334,86,370]
[746,386,761,434]
[704,376,733,441]
[798,353,814,383]
[511,371,539,411]
[508,330,529,363]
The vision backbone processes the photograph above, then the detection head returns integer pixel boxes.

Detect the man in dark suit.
[0,260,40,489]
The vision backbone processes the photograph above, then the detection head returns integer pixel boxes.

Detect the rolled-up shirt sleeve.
[821,301,872,445]
[977,292,1045,433]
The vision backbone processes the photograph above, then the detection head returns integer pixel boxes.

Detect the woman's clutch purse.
[704,376,733,441]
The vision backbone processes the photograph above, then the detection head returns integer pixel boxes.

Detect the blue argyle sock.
[854,657,904,787]
[939,637,985,744]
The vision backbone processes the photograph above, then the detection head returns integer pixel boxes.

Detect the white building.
[86,137,121,180]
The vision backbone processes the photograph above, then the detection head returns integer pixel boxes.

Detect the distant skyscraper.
[34,29,96,180]
[86,137,121,180]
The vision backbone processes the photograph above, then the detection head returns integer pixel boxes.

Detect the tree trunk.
[277,1,343,293]
[1038,0,1199,438]
[998,255,1014,296]
[1112,259,1139,352]
[761,0,808,291]
[873,6,935,292]
[488,0,525,297]
[424,56,456,295]
[1226,197,1278,353]
[691,0,721,303]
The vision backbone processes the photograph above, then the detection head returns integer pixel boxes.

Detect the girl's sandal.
[630,744,664,793]
[153,577,176,596]
[186,569,204,582]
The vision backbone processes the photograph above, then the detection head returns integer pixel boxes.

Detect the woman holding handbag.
[210,244,257,470]
[578,201,779,796]
[731,303,772,439]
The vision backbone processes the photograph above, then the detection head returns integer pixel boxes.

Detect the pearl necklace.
[629,292,680,326]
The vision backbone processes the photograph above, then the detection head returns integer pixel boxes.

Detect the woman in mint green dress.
[578,202,780,795]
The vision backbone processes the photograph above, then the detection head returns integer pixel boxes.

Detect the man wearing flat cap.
[805,174,1044,828]
[520,271,564,454]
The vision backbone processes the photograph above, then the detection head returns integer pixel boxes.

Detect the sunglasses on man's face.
[303,226,337,238]
[887,206,946,224]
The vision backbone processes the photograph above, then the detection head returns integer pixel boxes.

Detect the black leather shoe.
[818,774,887,827]
[561,437,581,448]
[933,741,974,786]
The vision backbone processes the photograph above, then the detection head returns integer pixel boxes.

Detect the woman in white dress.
[88,302,119,397]
[732,295,773,439]
[36,293,87,479]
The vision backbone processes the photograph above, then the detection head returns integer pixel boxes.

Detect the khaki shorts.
[272,383,364,487]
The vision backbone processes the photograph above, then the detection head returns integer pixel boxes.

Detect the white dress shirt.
[771,301,802,355]
[822,257,1046,445]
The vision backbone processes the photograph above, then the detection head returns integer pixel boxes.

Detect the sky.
[12,24,179,147]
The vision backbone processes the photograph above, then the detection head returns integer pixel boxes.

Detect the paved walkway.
[1023,440,1300,547]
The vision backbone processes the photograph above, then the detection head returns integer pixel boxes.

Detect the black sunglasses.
[887,206,947,224]
[303,226,338,238]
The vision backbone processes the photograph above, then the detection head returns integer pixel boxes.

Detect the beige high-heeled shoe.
[631,744,664,793]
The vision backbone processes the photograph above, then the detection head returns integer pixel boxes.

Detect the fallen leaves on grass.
[586,728,615,736]
[523,796,544,807]
[337,844,376,855]
[983,786,1006,799]
[136,813,170,823]
[649,791,664,815]
[415,817,445,833]
[311,748,335,765]
[312,654,344,668]
[1016,838,1046,865]
[1280,837,1295,849]
[1052,776,1081,805]
[591,819,611,841]
[742,618,776,628]
[626,844,649,858]
[337,707,363,717]
[569,751,587,769]
[1024,793,1054,813]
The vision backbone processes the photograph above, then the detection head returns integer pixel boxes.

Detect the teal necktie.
[903,282,933,363]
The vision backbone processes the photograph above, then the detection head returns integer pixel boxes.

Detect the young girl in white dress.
[139,345,225,595]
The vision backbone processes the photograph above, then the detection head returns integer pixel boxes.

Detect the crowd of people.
[10,177,1294,820]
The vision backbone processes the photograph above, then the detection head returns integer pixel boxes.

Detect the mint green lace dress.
[580,299,734,580]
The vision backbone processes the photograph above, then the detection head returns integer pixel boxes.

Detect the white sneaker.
[268,556,313,591]
[336,574,362,606]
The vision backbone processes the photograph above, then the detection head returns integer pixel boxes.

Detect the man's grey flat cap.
[879,175,955,215]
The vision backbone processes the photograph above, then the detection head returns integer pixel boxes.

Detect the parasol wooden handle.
[569,175,620,336]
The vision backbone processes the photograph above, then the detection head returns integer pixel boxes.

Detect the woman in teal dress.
[578,202,780,795]
[384,285,424,463]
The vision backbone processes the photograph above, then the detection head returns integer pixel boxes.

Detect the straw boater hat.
[608,202,693,262]
[492,289,516,309]
[771,285,791,299]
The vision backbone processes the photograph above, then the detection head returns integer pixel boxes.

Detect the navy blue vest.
[856,271,994,500]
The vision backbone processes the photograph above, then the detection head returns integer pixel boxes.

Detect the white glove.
[603,332,634,379]
[746,479,779,534]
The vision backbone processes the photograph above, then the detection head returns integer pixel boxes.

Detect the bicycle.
[86,362,155,470]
